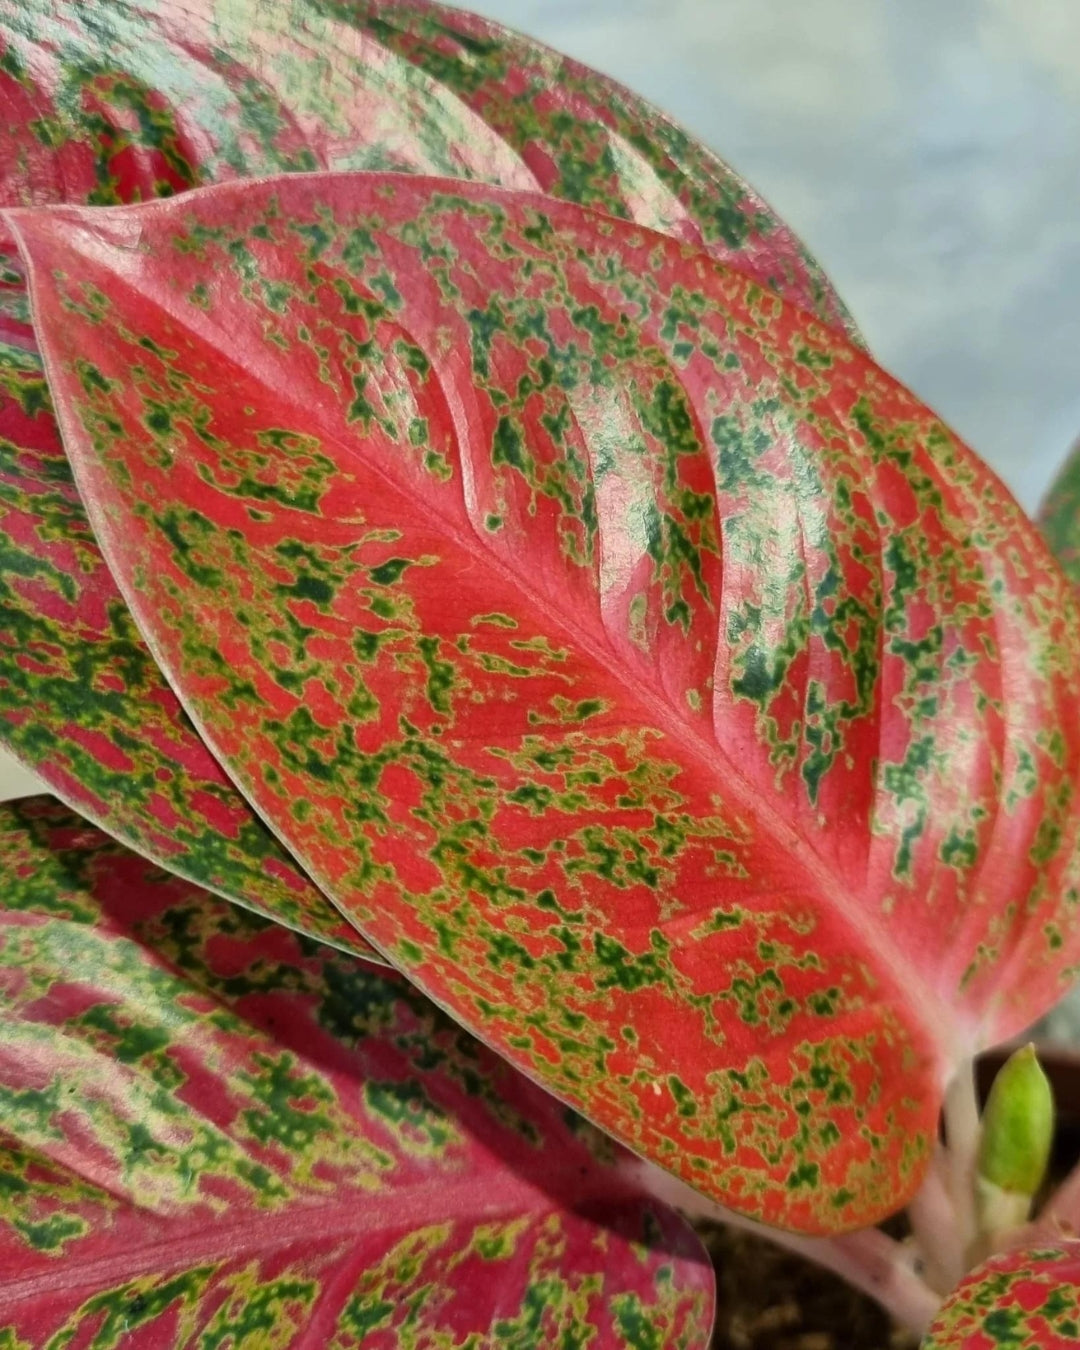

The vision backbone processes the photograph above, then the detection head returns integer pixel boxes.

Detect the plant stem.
[907,1144,964,1294]
[623,1159,942,1335]
[944,1056,981,1257]
[1036,1152,1080,1237]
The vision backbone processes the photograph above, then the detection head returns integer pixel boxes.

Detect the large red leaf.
[0,0,856,954]
[0,793,715,1347]
[13,175,1080,1235]
[920,1243,1080,1349]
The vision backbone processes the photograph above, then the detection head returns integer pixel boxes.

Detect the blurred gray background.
[3,0,1079,800]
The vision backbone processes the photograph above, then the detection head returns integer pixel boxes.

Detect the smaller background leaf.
[342,0,861,338]
[921,1242,1080,1349]
[1039,433,1080,589]
[0,0,857,335]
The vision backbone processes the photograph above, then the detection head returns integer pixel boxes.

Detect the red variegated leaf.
[1039,434,1080,589]
[338,0,860,338]
[13,176,1080,1234]
[0,0,855,953]
[921,1243,1080,1349]
[0,0,854,333]
[0,794,715,1348]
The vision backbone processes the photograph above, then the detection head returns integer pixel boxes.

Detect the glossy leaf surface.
[921,1243,1080,1349]
[15,176,1080,1234]
[0,0,854,949]
[0,794,714,1348]
[1039,434,1080,589]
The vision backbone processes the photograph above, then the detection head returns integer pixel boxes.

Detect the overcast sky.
[461,0,1080,514]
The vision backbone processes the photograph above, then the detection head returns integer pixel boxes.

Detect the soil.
[700,1225,920,1350]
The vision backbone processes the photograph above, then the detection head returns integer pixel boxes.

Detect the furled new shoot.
[973,1044,1054,1256]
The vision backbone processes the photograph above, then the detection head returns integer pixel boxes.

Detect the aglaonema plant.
[3,3,1080,1347]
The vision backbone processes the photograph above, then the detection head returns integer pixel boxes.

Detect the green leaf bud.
[976,1044,1054,1198]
